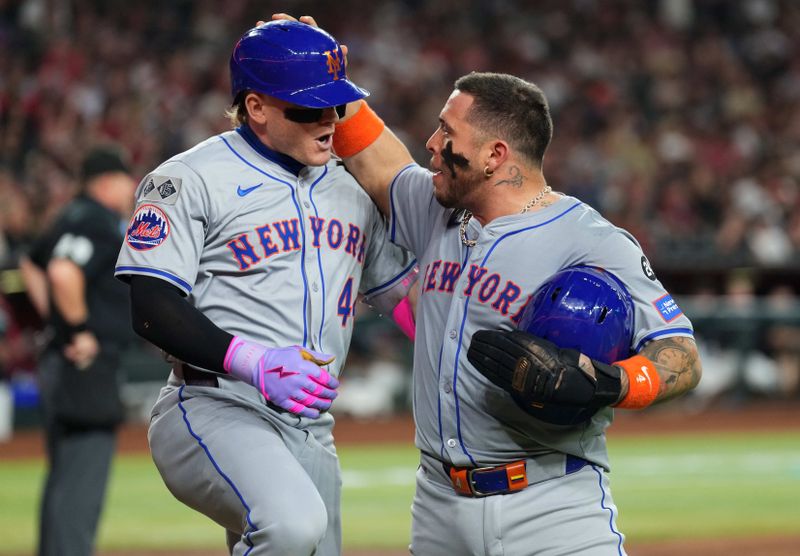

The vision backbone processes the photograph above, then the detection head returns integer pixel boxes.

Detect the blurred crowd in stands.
[1,0,799,269]
[0,0,799,416]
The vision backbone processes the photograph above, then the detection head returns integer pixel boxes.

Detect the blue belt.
[444,454,588,497]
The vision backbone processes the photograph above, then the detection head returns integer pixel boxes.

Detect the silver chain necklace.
[459,185,552,247]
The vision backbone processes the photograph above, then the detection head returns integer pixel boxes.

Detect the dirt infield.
[69,536,800,556]
[4,400,800,460]
[3,401,800,555]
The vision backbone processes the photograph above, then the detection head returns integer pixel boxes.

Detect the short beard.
[433,140,481,208]
[434,170,482,209]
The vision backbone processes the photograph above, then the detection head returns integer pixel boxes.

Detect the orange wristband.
[613,355,660,409]
[333,101,385,158]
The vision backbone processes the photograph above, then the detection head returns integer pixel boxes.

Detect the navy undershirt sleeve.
[129,275,233,373]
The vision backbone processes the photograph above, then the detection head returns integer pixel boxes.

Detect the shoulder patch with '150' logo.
[126,204,170,251]
[140,175,182,205]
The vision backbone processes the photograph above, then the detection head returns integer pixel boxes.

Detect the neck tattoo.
[459,185,553,247]
[493,165,524,188]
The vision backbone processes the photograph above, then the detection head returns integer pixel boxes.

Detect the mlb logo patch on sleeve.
[126,204,170,251]
[652,294,683,323]
[141,175,182,205]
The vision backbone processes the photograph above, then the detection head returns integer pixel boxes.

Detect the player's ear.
[484,139,510,175]
[245,92,269,125]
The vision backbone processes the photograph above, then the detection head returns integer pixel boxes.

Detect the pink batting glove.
[223,336,338,419]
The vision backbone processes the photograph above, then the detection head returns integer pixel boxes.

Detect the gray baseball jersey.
[389,164,691,469]
[116,130,414,374]
[115,128,415,556]
[389,164,693,555]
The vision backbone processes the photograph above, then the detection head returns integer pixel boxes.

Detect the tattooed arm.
[622,336,702,404]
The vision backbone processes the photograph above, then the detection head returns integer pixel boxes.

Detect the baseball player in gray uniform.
[114,22,416,556]
[278,14,701,553]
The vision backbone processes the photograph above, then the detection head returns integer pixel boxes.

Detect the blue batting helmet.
[230,20,369,108]
[516,265,635,425]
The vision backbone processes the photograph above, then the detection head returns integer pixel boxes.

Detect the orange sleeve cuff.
[613,355,660,409]
[333,101,385,158]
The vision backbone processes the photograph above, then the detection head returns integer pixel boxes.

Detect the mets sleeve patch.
[652,293,683,323]
[126,204,170,251]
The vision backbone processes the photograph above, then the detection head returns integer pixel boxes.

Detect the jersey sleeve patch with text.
[652,293,683,323]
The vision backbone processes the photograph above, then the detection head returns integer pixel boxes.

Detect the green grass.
[338,445,418,548]
[0,431,798,553]
[609,432,800,541]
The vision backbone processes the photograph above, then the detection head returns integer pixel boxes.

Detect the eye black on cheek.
[441,141,470,178]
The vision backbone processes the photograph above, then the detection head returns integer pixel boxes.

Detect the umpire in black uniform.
[19,147,137,556]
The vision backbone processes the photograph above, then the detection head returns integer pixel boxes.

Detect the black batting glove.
[467,330,622,410]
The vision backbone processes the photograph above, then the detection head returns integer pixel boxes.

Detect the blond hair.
[226,92,249,128]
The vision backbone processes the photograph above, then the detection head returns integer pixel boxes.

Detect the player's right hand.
[224,337,338,419]
[265,14,349,61]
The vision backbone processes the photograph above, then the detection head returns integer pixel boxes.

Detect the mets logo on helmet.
[126,204,170,251]
[324,49,342,80]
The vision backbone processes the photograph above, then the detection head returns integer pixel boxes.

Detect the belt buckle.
[467,466,497,497]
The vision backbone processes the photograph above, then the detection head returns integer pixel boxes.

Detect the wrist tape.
[612,355,660,409]
[333,101,385,158]
[66,321,90,338]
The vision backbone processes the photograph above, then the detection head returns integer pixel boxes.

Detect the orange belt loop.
[448,467,473,496]
[504,461,528,492]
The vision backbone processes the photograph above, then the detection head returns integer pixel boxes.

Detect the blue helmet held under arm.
[516,265,635,425]
[229,20,369,108]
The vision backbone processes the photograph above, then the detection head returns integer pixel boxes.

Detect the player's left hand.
[224,337,338,419]
[467,330,622,410]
